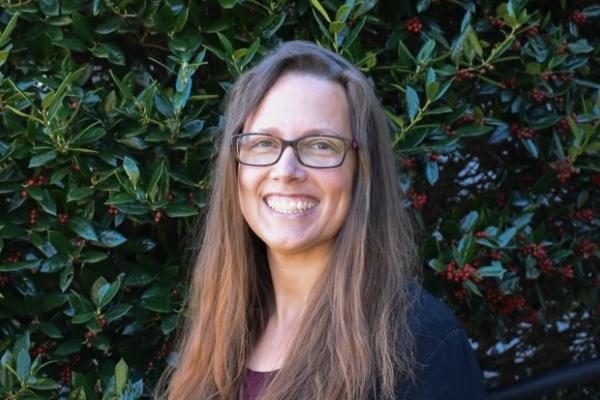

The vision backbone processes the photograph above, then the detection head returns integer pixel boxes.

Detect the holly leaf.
[16,349,31,381]
[425,161,439,185]
[122,156,140,189]
[405,86,419,121]
[29,150,57,168]
[67,217,98,241]
[115,359,128,394]
[96,230,127,248]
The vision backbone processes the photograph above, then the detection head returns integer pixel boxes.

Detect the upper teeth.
[266,198,318,213]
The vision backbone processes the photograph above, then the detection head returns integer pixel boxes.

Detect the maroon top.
[239,369,277,400]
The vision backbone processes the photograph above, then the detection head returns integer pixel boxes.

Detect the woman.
[158,41,485,399]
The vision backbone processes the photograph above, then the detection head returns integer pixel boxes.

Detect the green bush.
[0,0,598,398]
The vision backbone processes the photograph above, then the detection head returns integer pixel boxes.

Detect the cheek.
[237,167,264,215]
[330,165,356,220]
[333,158,357,199]
[322,172,354,210]
[237,169,251,212]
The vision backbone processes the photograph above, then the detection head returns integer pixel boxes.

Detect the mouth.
[264,195,319,214]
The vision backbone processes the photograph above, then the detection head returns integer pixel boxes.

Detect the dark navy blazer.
[240,287,486,400]
[392,287,486,400]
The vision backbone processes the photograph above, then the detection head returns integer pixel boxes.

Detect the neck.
[267,244,331,324]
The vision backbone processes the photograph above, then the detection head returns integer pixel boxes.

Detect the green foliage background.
[0,0,599,398]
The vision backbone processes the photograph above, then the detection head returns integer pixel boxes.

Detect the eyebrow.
[252,127,345,136]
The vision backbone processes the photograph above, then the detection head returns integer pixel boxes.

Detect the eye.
[245,136,280,152]
[311,141,335,150]
[253,139,275,148]
[301,137,342,153]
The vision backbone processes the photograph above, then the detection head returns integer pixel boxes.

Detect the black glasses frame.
[232,133,358,169]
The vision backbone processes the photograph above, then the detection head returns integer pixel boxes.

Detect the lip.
[262,193,320,217]
[263,193,320,202]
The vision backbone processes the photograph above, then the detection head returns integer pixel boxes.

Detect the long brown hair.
[157,41,420,400]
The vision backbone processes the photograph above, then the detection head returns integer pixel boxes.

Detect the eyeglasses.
[232,133,358,168]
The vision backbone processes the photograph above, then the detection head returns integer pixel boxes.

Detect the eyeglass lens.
[236,134,348,167]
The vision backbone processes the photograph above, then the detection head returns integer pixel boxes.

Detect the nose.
[269,146,307,182]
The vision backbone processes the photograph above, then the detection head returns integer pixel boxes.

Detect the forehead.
[243,72,352,139]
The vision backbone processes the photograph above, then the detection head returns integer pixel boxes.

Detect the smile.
[265,196,319,214]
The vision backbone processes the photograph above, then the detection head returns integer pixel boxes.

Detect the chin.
[263,237,311,253]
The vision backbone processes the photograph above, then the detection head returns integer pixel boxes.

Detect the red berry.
[489,16,506,29]
[560,72,574,81]
[572,208,593,223]
[592,174,600,187]
[498,294,527,316]
[30,209,38,225]
[60,367,73,383]
[526,26,539,36]
[453,287,469,300]
[562,265,574,281]
[58,213,69,224]
[576,239,598,258]
[510,123,534,139]
[407,188,427,210]
[30,345,48,358]
[541,71,557,81]
[406,17,423,33]
[557,117,570,133]
[443,125,456,136]
[458,115,475,125]
[402,157,417,169]
[549,157,578,183]
[571,11,587,25]
[532,88,547,103]
[412,194,427,209]
[456,69,476,83]
[532,244,547,260]
[539,258,553,273]
[522,308,539,324]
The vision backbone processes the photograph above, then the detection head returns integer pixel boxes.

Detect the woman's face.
[238,72,356,258]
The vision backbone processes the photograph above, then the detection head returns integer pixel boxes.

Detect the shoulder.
[407,286,463,360]
[395,285,486,400]
[409,286,460,332]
